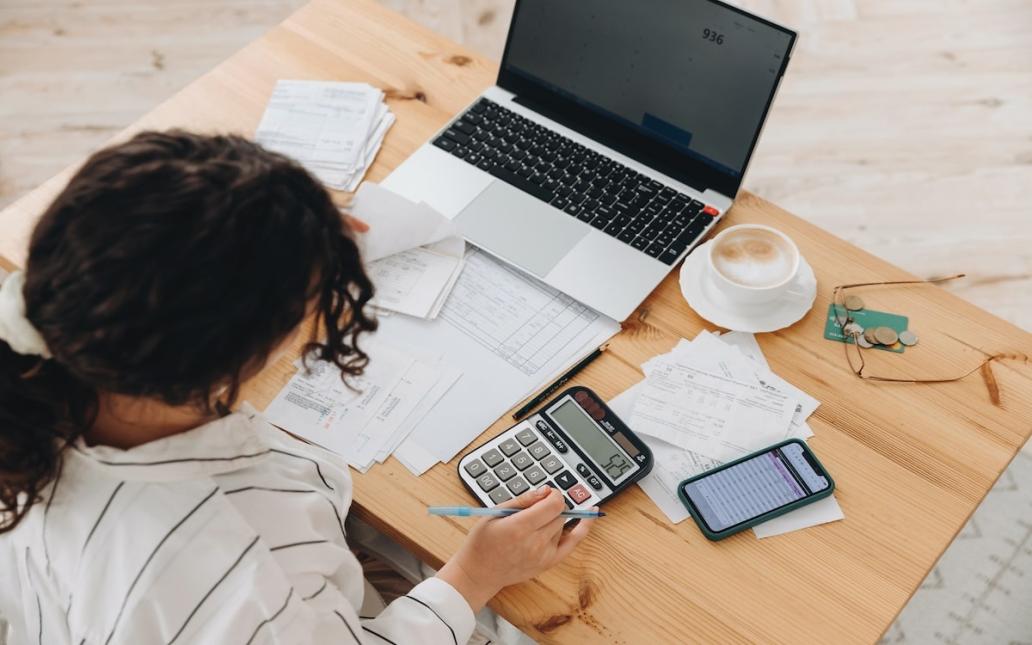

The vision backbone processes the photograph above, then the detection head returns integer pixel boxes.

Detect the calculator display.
[549,400,634,482]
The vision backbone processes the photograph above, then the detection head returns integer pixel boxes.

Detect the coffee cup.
[706,224,800,306]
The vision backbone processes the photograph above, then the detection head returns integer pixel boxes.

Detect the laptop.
[383,0,796,321]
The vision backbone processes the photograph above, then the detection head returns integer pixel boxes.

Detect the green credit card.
[824,304,908,353]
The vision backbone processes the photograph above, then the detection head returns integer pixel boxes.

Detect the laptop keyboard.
[432,98,720,265]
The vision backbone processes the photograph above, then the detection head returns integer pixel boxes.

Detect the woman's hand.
[436,486,595,611]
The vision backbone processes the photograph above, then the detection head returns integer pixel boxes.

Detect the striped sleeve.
[135,559,475,645]
[359,577,476,645]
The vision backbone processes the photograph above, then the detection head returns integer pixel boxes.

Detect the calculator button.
[554,470,577,490]
[542,430,569,453]
[524,465,547,485]
[476,473,500,492]
[515,428,537,445]
[507,476,530,496]
[528,442,551,460]
[535,419,551,433]
[489,487,512,504]
[587,475,603,490]
[541,456,564,474]
[568,483,591,504]
[563,496,574,509]
[575,464,591,478]
[494,463,517,482]
[464,459,487,478]
[499,439,521,456]
[511,452,533,471]
[482,449,504,467]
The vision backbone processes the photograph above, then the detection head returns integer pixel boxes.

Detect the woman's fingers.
[495,485,550,510]
[543,516,565,546]
[550,511,596,565]
[500,488,565,530]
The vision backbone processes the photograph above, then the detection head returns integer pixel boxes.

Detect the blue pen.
[428,506,605,519]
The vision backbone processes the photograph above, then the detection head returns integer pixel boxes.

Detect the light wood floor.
[2,0,1030,331]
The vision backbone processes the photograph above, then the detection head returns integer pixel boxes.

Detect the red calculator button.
[568,483,591,505]
[702,205,720,216]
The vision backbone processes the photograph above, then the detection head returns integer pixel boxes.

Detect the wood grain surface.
[1,1,1030,642]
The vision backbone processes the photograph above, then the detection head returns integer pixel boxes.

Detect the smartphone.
[677,439,835,541]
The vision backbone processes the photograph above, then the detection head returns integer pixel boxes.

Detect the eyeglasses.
[831,275,1026,396]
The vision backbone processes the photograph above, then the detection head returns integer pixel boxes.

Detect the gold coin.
[899,330,919,346]
[863,328,878,345]
[844,295,865,311]
[874,326,898,346]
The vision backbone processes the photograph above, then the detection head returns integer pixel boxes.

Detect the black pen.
[512,344,609,421]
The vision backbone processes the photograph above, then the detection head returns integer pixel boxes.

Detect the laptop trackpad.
[454,181,588,277]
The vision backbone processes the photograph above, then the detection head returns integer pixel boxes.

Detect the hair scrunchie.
[0,271,51,358]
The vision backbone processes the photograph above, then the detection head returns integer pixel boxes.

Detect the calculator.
[458,387,653,510]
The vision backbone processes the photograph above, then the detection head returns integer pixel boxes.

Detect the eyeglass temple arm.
[834,274,966,293]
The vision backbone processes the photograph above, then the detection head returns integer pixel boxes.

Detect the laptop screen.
[500,0,794,186]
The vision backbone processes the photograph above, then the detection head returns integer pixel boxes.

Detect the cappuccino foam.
[712,228,796,287]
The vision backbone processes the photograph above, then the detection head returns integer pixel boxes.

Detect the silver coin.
[844,322,864,336]
[844,295,865,311]
[856,335,873,348]
[863,328,878,345]
[899,330,919,346]
[874,326,899,346]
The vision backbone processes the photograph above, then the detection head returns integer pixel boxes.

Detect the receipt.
[348,183,465,318]
[632,362,798,462]
[648,332,818,440]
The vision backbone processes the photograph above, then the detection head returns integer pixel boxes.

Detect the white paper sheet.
[350,182,461,263]
[653,331,818,440]
[752,495,845,538]
[376,362,463,462]
[374,247,621,467]
[343,358,442,473]
[632,362,798,461]
[264,341,462,472]
[622,332,843,536]
[717,330,769,367]
[610,384,720,524]
[255,81,393,191]
[348,183,465,319]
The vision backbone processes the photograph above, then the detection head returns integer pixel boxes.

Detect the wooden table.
[2,1,1030,642]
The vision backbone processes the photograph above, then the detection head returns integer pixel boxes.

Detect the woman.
[0,131,592,644]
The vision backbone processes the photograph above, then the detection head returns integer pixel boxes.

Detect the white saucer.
[679,241,817,333]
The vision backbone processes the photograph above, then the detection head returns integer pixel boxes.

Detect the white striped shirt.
[0,408,475,644]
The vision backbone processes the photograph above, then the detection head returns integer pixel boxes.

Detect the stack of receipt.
[264,340,461,473]
[255,80,394,192]
[609,330,844,538]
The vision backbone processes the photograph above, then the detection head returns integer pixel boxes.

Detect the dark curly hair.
[0,130,377,532]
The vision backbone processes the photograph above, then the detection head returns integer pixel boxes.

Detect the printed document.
[633,362,798,461]
[376,248,620,472]
[263,340,458,472]
[255,81,394,191]
[348,183,465,319]
[621,332,843,536]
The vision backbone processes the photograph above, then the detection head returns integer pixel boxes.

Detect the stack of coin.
[859,326,920,349]
[838,294,919,349]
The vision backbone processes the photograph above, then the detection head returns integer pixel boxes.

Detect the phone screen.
[681,442,829,533]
